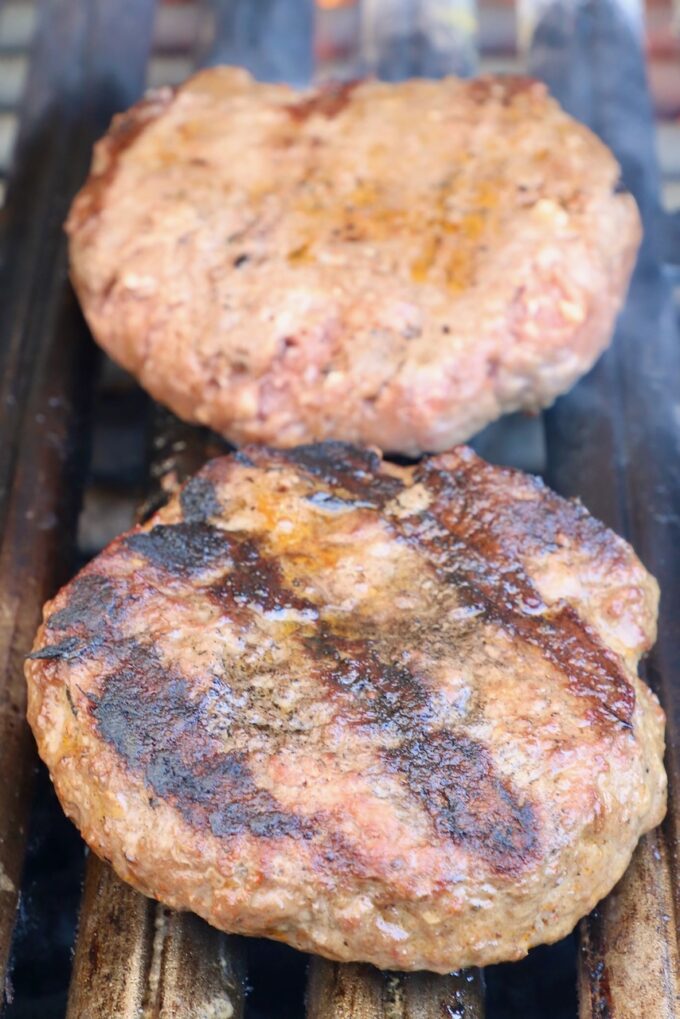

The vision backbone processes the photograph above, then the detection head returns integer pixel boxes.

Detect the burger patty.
[26,443,665,972]
[66,70,641,456]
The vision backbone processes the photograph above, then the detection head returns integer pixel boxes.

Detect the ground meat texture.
[66,70,641,456]
[26,443,666,972]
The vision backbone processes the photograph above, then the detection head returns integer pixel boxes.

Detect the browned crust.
[66,89,176,233]
[64,70,643,455]
[25,444,665,971]
[284,80,361,121]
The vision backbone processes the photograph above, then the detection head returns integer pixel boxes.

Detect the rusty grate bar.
[0,0,158,993]
[532,3,680,1016]
[578,831,680,1018]
[307,960,485,1019]
[66,855,246,1019]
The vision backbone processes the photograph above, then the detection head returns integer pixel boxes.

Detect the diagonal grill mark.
[263,446,632,863]
[79,515,539,872]
[210,536,316,615]
[47,574,118,635]
[269,445,634,730]
[304,627,539,875]
[385,731,538,874]
[302,629,432,736]
[125,522,229,572]
[248,442,405,506]
[393,461,635,730]
[405,512,632,729]
[90,642,311,842]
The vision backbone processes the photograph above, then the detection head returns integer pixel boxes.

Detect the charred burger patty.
[26,443,665,971]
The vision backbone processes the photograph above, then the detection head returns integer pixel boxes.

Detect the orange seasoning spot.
[411,234,441,285]
[288,243,312,265]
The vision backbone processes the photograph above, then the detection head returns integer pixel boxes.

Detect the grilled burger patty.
[26,444,665,972]
[67,70,641,456]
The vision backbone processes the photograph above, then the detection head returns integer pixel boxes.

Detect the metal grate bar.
[66,858,161,1019]
[0,0,159,994]
[307,960,485,1019]
[152,1,204,55]
[578,830,680,1019]
[0,235,91,1000]
[146,0,208,92]
[66,855,245,1019]
[357,0,478,80]
[530,3,680,1017]
[0,0,169,1009]
[205,0,313,85]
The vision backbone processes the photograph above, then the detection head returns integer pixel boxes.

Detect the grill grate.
[533,7,680,1015]
[306,958,485,1018]
[66,855,246,1018]
[0,2,679,1018]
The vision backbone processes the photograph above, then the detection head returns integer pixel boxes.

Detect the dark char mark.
[126,515,314,617]
[306,627,538,874]
[28,636,84,661]
[274,442,404,506]
[92,644,307,841]
[53,446,547,871]
[46,574,117,636]
[211,537,315,615]
[180,476,222,523]
[410,460,635,730]
[305,630,430,734]
[285,81,359,122]
[386,731,537,874]
[125,522,230,573]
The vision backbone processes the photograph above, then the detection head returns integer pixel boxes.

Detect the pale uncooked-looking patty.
[27,443,665,972]
[66,70,641,455]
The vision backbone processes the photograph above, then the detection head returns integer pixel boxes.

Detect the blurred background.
[0,0,677,208]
